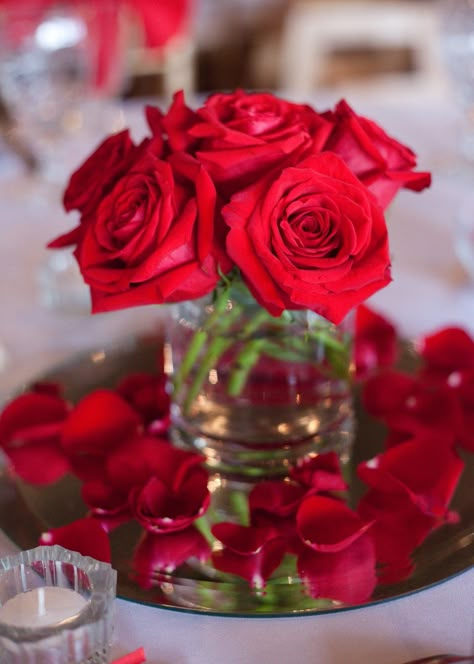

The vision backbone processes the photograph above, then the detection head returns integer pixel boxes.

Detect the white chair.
[279,1,446,98]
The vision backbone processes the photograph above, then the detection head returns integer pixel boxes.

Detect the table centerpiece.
[5,90,469,616]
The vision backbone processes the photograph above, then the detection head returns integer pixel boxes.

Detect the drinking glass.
[438,0,474,161]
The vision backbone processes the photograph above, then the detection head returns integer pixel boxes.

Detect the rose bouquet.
[51,90,429,318]
[47,90,431,478]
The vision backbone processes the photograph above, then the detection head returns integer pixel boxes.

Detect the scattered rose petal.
[129,468,210,534]
[297,495,373,553]
[358,489,435,567]
[418,327,474,379]
[132,527,211,581]
[117,371,170,428]
[297,531,376,603]
[357,432,464,520]
[354,304,398,378]
[363,371,463,443]
[61,390,142,456]
[289,452,348,493]
[0,391,68,447]
[0,389,70,484]
[249,480,306,518]
[106,436,204,492]
[81,481,131,532]
[5,441,70,485]
[211,523,287,589]
[249,481,306,552]
[377,557,416,585]
[111,647,147,664]
[40,518,111,563]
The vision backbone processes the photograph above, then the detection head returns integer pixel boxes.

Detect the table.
[0,92,473,664]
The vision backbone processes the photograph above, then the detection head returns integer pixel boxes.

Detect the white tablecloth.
[0,93,473,663]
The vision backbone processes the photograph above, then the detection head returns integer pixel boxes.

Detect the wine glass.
[0,1,126,318]
[0,0,125,179]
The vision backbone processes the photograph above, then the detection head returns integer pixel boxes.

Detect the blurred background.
[0,0,456,120]
[0,0,468,166]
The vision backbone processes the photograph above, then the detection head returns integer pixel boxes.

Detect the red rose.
[49,131,148,251]
[223,152,391,324]
[70,146,230,312]
[322,100,431,209]
[152,89,332,196]
[64,130,140,217]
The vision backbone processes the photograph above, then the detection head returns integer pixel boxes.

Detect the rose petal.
[117,371,170,426]
[132,526,211,580]
[297,495,372,553]
[297,532,376,603]
[211,523,287,588]
[0,391,68,448]
[61,390,142,456]
[39,518,111,563]
[357,432,464,519]
[81,481,131,532]
[354,304,398,379]
[106,436,204,492]
[5,441,70,485]
[418,327,474,378]
[358,490,435,565]
[289,452,348,493]
[130,468,210,533]
[249,480,306,518]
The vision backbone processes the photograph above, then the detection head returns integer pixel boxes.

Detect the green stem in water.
[227,338,267,397]
[182,335,233,414]
[173,285,240,398]
[173,329,208,396]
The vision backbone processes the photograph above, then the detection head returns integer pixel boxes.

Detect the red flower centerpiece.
[2,89,453,615]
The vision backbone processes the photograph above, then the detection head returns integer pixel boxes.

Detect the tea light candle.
[0,586,87,628]
[0,545,117,664]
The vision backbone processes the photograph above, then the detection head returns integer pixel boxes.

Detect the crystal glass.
[167,283,355,479]
[0,545,116,664]
[0,0,124,176]
[438,0,474,160]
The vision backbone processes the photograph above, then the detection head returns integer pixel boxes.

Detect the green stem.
[173,285,240,399]
[182,336,233,414]
[227,338,267,397]
[173,329,208,396]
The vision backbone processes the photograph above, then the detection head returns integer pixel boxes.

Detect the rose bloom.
[322,100,431,210]
[223,152,391,324]
[148,89,333,197]
[55,142,231,313]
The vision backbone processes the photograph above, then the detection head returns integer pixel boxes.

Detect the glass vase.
[166,282,355,480]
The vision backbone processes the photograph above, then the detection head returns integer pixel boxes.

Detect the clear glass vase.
[166,282,355,479]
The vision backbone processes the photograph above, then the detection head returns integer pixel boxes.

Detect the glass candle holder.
[0,545,116,664]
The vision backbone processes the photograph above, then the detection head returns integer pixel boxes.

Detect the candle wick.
[38,588,46,617]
